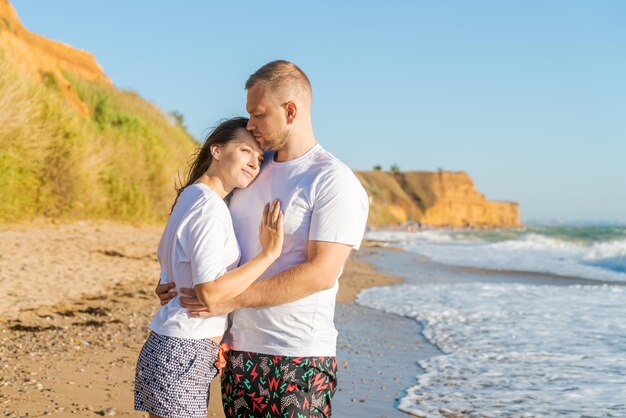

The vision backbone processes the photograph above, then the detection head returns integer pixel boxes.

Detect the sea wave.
[365,228,626,282]
[357,283,626,417]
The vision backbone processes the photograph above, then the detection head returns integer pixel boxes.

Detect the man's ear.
[285,101,297,124]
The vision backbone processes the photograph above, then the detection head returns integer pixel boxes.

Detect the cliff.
[0,0,110,116]
[0,2,520,228]
[0,1,197,222]
[355,171,521,228]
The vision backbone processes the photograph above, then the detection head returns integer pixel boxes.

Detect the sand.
[0,222,414,417]
[0,221,163,319]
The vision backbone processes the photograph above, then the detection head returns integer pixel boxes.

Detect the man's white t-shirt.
[225,144,369,357]
[150,183,240,339]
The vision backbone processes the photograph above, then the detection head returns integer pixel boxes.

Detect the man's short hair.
[245,60,312,96]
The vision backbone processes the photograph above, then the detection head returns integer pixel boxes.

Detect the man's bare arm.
[182,240,352,317]
[236,240,352,309]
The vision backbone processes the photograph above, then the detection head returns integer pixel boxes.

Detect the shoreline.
[357,246,626,417]
[364,246,624,288]
[0,223,414,417]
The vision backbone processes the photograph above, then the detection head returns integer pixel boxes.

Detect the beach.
[0,222,421,417]
[4,223,624,417]
[3,2,625,416]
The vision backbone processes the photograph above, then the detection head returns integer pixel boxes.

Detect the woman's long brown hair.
[171,117,249,213]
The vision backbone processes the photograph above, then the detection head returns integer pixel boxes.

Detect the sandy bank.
[0,222,407,417]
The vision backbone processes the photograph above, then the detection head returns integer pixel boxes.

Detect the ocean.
[359,226,626,418]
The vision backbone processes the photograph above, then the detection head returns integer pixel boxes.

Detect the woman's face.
[214,129,265,190]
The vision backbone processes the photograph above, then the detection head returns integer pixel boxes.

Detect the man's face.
[245,83,289,151]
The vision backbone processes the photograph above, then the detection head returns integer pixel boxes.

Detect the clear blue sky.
[11,1,626,223]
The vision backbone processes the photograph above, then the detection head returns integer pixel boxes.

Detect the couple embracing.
[133,60,369,418]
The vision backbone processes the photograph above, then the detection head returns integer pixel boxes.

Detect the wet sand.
[0,222,421,417]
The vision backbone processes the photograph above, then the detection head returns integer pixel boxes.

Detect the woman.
[134,117,283,418]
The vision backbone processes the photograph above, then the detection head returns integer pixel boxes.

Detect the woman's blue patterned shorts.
[134,331,220,418]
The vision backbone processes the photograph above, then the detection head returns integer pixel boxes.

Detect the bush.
[0,54,197,223]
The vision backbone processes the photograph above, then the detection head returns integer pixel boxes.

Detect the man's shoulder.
[309,146,355,178]
[305,148,366,199]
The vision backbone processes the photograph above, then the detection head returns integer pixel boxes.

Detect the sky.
[11,1,626,223]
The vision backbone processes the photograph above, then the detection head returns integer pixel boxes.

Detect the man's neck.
[274,130,317,162]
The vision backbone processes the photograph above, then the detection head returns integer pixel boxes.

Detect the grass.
[0,50,197,223]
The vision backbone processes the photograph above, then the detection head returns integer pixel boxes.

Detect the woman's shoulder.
[176,184,229,221]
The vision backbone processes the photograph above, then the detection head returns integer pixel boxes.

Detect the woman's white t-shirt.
[149,183,240,339]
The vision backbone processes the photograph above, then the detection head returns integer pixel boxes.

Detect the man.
[157,60,368,417]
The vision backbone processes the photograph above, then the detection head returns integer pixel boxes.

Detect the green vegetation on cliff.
[0,51,197,223]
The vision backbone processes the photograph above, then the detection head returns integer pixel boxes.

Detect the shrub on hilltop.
[0,52,197,223]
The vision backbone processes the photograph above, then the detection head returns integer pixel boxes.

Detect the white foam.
[365,230,626,282]
[358,283,626,417]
